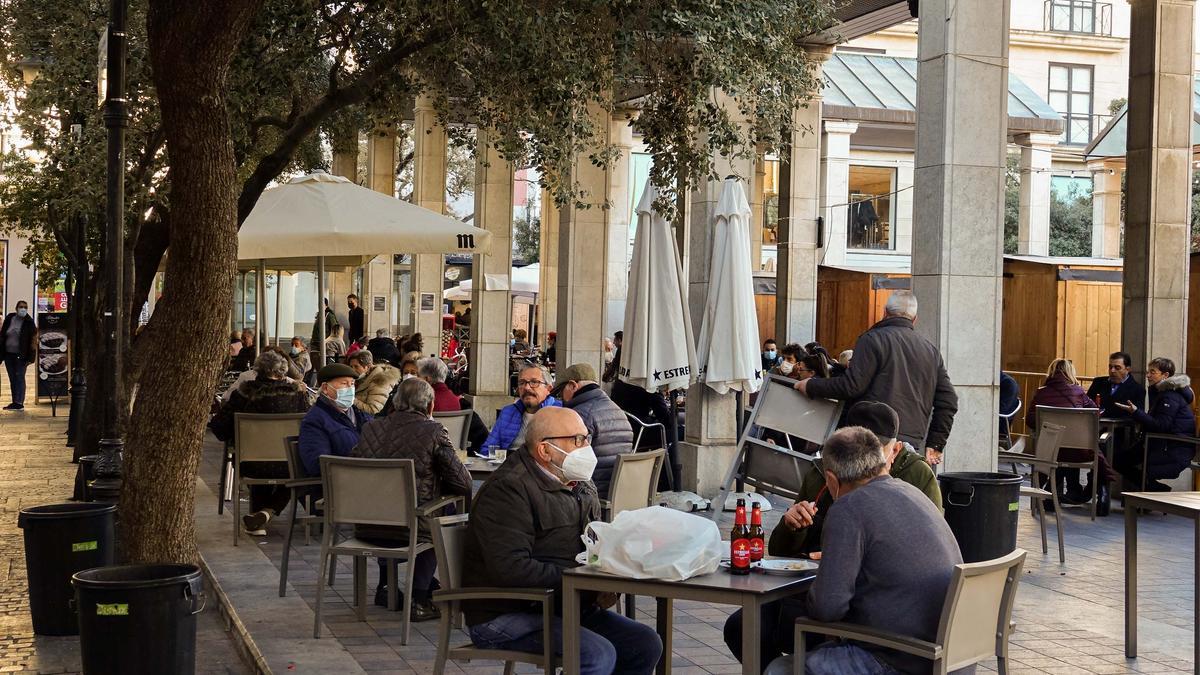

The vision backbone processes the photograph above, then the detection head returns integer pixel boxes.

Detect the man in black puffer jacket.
[553,363,634,499]
[1114,357,1197,491]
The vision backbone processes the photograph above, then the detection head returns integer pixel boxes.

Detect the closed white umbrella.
[444,264,540,299]
[619,179,696,393]
[695,177,762,395]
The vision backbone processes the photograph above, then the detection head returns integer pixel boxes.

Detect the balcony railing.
[1043,0,1113,36]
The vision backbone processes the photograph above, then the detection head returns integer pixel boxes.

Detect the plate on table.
[758,558,818,576]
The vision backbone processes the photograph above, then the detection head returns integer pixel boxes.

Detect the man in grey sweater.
[802,426,964,674]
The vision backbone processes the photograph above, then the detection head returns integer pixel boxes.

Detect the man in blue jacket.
[298,363,373,477]
[482,365,560,453]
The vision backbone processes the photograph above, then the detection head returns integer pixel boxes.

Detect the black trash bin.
[17,502,117,635]
[73,564,203,675]
[937,471,1023,563]
[74,454,102,501]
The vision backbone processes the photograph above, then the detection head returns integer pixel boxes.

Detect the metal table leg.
[1125,502,1138,659]
[742,596,761,675]
[656,597,673,675]
[563,576,581,675]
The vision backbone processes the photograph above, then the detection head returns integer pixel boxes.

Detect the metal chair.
[624,411,667,452]
[999,431,1067,564]
[998,398,1022,449]
[313,457,436,644]
[434,409,473,453]
[430,514,556,674]
[600,448,666,620]
[710,375,842,521]
[231,412,305,545]
[278,436,323,597]
[1138,433,1200,491]
[1028,406,1107,521]
[787,549,1027,675]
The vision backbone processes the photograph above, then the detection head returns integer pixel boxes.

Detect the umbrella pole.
[735,393,745,493]
[257,259,267,348]
[317,257,327,367]
[274,269,282,348]
[668,392,681,491]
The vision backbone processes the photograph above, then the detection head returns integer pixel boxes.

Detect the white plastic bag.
[579,505,723,581]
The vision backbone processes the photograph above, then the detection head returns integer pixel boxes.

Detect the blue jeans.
[469,606,662,675]
[806,643,899,675]
[4,353,28,405]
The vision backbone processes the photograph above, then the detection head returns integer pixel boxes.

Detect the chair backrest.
[936,549,1027,671]
[434,410,472,452]
[234,413,305,464]
[1033,422,1065,464]
[608,449,666,518]
[750,375,842,445]
[319,456,418,528]
[999,398,1022,421]
[284,435,303,479]
[430,513,471,592]
[625,412,667,451]
[1034,406,1099,452]
[739,438,816,502]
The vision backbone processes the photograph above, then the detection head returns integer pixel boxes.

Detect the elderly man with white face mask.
[460,407,662,675]
[297,363,373,477]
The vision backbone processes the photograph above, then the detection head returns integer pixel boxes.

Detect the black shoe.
[241,510,271,535]
[1062,483,1088,505]
[1042,498,1056,513]
[374,585,406,609]
[1096,484,1111,517]
[410,600,441,622]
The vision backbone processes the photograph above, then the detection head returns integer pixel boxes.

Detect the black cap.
[845,401,899,441]
[317,363,358,384]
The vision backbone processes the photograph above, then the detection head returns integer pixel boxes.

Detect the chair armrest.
[1144,433,1200,445]
[433,588,555,604]
[285,478,322,489]
[997,452,1059,470]
[793,619,942,660]
[418,495,465,518]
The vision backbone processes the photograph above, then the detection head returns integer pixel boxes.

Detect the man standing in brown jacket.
[352,378,471,621]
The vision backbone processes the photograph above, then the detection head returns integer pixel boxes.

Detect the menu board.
[36,312,69,398]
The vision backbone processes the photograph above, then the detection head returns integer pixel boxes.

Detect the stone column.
[679,90,754,496]
[776,47,833,345]
[911,0,1011,472]
[1090,161,1123,258]
[469,130,515,423]
[750,146,766,272]
[1015,133,1057,256]
[557,101,612,373]
[819,121,858,267]
[411,96,449,345]
[364,125,397,335]
[1121,0,1194,375]
[537,188,560,348]
[605,115,635,338]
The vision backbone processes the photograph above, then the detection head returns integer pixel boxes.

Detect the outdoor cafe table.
[1124,491,1200,673]
[464,456,500,480]
[562,564,815,675]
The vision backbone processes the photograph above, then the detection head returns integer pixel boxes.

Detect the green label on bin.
[96,603,128,616]
[71,540,98,553]
[1008,502,1020,512]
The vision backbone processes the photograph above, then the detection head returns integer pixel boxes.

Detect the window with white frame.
[1048,64,1093,145]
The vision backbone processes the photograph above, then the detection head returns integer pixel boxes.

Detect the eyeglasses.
[544,433,592,448]
[517,379,548,389]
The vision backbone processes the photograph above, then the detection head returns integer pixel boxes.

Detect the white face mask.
[16,308,28,318]
[778,360,794,375]
[548,443,598,482]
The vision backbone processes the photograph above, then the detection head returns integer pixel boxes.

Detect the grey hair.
[393,377,435,414]
[520,364,553,388]
[348,350,373,367]
[376,328,388,337]
[883,291,918,319]
[418,356,448,383]
[254,350,290,379]
[821,426,888,484]
[291,336,307,347]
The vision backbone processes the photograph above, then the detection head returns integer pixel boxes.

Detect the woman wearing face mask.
[289,336,312,377]
[297,363,374,478]
[2,301,36,411]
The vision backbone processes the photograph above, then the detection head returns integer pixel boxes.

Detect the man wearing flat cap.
[553,363,634,499]
[298,363,374,477]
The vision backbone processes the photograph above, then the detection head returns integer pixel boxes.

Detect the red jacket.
[432,381,461,412]
[1026,373,1097,429]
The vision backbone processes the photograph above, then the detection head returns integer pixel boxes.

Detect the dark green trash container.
[937,471,1022,563]
[17,502,117,635]
[72,564,203,675]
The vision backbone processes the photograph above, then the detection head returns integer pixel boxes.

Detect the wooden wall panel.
[1001,260,1059,374]
[755,293,777,346]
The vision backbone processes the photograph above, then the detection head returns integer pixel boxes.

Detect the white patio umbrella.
[239,172,493,365]
[695,177,762,396]
[620,180,696,393]
[443,264,540,300]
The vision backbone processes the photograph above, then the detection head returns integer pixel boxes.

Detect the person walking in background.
[2,300,36,411]
[346,293,365,343]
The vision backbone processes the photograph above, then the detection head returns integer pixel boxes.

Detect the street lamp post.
[89,0,127,502]
[67,213,88,455]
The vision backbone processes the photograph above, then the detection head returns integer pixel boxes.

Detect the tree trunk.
[121,0,260,563]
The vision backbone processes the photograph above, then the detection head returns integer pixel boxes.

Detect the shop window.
[846,166,895,250]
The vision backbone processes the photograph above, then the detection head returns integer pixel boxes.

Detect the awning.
[1084,75,1200,159]
[821,53,1064,135]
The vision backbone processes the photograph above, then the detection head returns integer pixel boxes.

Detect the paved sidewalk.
[197,426,1198,675]
[0,373,252,674]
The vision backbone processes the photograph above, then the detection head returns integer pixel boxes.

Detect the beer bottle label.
[732,538,752,568]
[750,537,764,561]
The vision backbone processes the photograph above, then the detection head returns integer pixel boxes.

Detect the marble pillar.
[911,0,1010,472]
[411,96,449,345]
[1090,161,1123,259]
[750,146,766,272]
[1016,133,1057,257]
[469,130,515,423]
[537,188,560,349]
[776,48,832,345]
[605,116,635,338]
[818,121,858,267]
[1121,0,1194,375]
[557,101,613,374]
[365,125,397,335]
